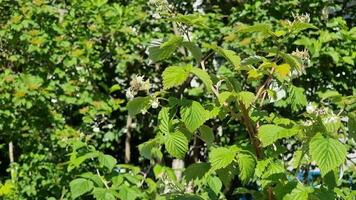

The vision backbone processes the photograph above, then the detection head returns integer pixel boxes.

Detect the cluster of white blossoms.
[291,48,310,77]
[304,103,341,131]
[292,48,310,61]
[148,0,170,16]
[126,75,151,99]
[292,13,310,23]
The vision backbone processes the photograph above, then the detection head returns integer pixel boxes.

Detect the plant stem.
[125,115,132,163]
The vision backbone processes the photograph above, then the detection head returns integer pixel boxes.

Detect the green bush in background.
[0,0,354,199]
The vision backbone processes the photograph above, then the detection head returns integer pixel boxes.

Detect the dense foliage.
[0,0,355,199]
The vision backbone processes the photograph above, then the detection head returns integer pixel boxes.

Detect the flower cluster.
[292,13,310,23]
[126,75,151,99]
[291,48,310,76]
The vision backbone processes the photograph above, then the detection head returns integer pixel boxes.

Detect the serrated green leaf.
[182,42,202,62]
[127,96,152,117]
[309,133,347,176]
[162,65,191,90]
[148,36,183,62]
[92,188,116,200]
[190,67,212,92]
[290,22,318,33]
[236,153,256,183]
[259,125,300,147]
[98,154,117,171]
[287,85,307,111]
[283,183,313,200]
[237,91,255,108]
[241,55,265,66]
[204,44,241,70]
[138,138,160,160]
[280,53,303,73]
[184,163,210,181]
[198,125,214,145]
[180,101,209,132]
[209,147,238,171]
[216,164,238,187]
[255,158,272,178]
[165,131,188,159]
[258,125,285,147]
[79,172,104,187]
[118,185,139,200]
[169,14,208,29]
[207,176,222,195]
[70,178,94,199]
[158,107,172,135]
[237,23,273,34]
[218,91,235,105]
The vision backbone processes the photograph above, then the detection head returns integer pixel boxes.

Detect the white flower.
[269,81,286,102]
[125,88,135,99]
[190,78,200,88]
[51,98,58,103]
[107,124,113,129]
[341,116,349,123]
[141,80,151,91]
[151,98,159,109]
[302,120,313,126]
[93,127,100,133]
[141,109,147,115]
[306,103,317,114]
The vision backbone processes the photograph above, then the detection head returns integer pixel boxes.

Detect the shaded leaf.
[70,178,94,199]
[127,96,152,117]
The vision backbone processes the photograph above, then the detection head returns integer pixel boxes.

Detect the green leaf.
[184,163,210,181]
[118,185,139,200]
[290,22,318,33]
[162,65,191,90]
[204,44,241,70]
[237,23,273,34]
[218,91,235,105]
[148,36,183,62]
[79,172,104,187]
[258,125,300,147]
[98,154,117,171]
[70,178,94,199]
[138,138,161,160]
[169,14,208,29]
[280,53,303,74]
[182,42,202,62]
[198,125,214,145]
[127,96,152,117]
[258,125,286,147]
[165,131,188,159]
[287,85,307,111]
[348,112,356,140]
[237,91,255,108]
[209,146,238,171]
[207,176,222,195]
[109,84,121,93]
[190,67,213,92]
[283,183,313,200]
[158,107,172,135]
[236,153,256,183]
[180,101,209,132]
[216,164,238,187]
[92,188,116,200]
[240,55,265,66]
[309,133,347,176]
